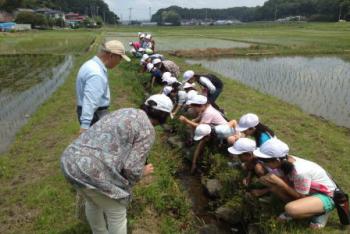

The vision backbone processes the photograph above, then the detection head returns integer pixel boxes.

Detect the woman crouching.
[254,138,336,229]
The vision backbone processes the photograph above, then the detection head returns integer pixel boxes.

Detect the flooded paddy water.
[0,55,74,153]
[105,32,251,51]
[187,56,350,128]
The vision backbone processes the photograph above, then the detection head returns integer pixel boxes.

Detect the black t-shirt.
[199,74,223,89]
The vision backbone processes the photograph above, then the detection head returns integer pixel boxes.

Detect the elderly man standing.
[76,40,130,134]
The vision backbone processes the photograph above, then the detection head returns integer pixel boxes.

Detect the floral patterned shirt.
[61,108,155,203]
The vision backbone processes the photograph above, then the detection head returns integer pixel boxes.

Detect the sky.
[104,0,268,21]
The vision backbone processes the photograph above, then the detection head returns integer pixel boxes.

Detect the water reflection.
[187,56,350,128]
[0,55,74,153]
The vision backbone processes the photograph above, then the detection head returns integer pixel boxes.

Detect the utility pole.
[128,8,133,23]
[149,7,152,21]
[205,8,208,22]
[274,6,278,21]
[103,11,106,23]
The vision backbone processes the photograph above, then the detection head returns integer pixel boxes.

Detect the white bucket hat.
[186,94,207,105]
[253,138,289,159]
[228,138,256,155]
[145,34,152,39]
[194,124,212,141]
[145,94,174,113]
[183,70,195,82]
[236,113,259,132]
[102,40,130,62]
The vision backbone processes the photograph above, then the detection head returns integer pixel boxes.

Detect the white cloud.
[104,0,267,21]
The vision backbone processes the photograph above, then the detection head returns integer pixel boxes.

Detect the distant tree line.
[151,0,350,24]
[0,0,119,24]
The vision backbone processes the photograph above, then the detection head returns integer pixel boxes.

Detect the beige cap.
[102,40,130,62]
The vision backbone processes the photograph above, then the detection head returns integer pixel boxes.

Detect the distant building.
[0,22,16,31]
[0,11,14,23]
[36,8,65,20]
[65,12,87,26]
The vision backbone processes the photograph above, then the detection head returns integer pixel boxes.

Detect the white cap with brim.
[103,40,130,62]
[162,72,172,81]
[186,94,207,105]
[194,124,212,141]
[145,94,174,113]
[183,70,195,82]
[253,138,289,159]
[228,138,256,155]
[163,86,173,95]
[236,113,259,132]
[147,63,154,72]
[186,90,198,100]
[164,77,178,85]
[142,54,150,61]
[152,58,162,65]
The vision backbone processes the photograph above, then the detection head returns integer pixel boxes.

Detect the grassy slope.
[0,31,194,233]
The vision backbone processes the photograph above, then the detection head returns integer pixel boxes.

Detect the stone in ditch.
[215,206,242,224]
[198,224,220,234]
[204,179,222,198]
[247,223,260,234]
[167,136,184,149]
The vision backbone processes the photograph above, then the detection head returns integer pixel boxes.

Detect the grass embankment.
[0,31,194,233]
[166,55,350,233]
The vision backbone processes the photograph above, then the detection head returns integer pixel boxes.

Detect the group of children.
[128,33,348,230]
[129,32,155,58]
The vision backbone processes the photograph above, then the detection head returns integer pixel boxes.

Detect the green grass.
[0,30,97,55]
[0,54,65,92]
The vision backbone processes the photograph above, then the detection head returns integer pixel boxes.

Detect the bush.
[15,12,48,28]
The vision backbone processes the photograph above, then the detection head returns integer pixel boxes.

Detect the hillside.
[0,0,119,24]
[151,0,350,23]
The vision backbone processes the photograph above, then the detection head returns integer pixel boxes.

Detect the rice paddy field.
[0,22,350,233]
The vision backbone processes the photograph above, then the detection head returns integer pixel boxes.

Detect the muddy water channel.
[187,56,350,128]
[0,55,74,153]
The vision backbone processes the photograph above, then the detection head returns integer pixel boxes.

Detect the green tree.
[161,10,181,25]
